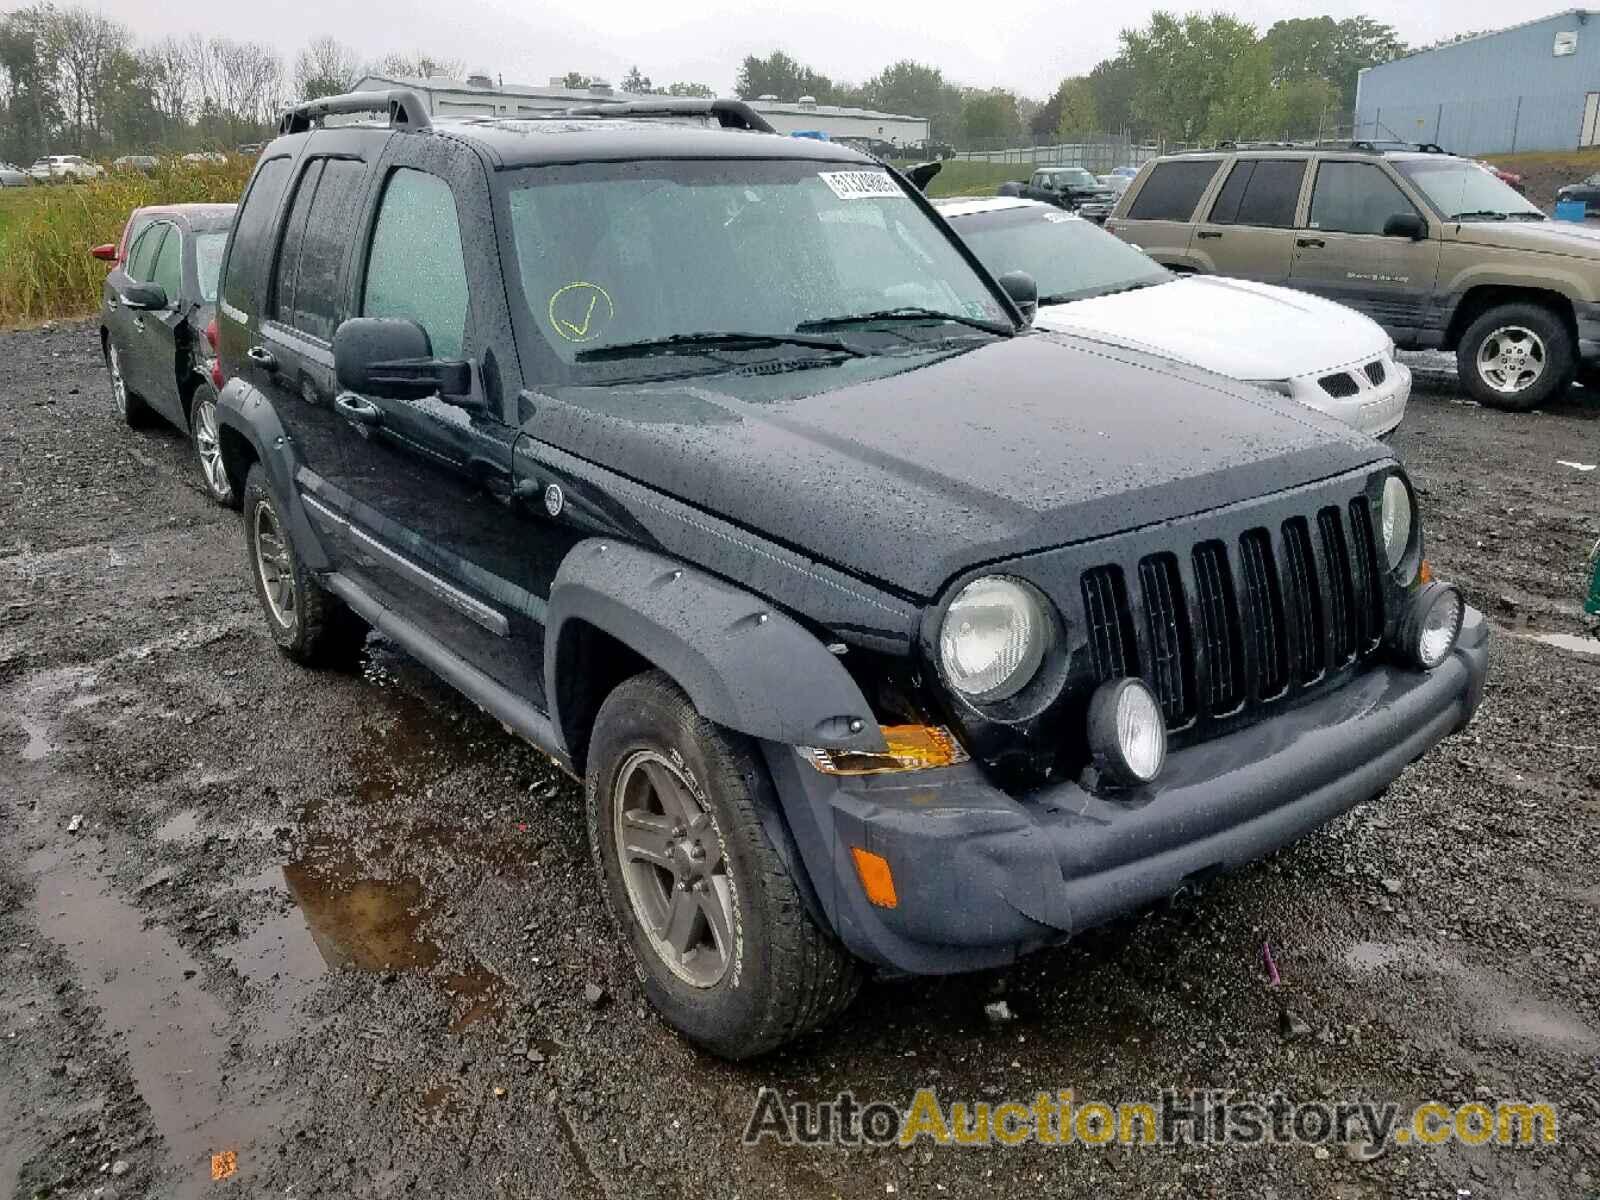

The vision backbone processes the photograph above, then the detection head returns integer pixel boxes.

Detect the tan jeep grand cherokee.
[1107,141,1600,411]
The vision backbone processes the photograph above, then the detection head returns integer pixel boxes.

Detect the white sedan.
[937,196,1409,438]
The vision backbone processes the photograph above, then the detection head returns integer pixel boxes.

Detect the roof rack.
[558,98,775,133]
[278,89,430,135]
[1313,139,1450,154]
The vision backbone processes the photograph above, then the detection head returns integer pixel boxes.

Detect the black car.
[214,91,1488,1059]
[1008,166,1118,221]
[1557,171,1600,211]
[100,203,238,505]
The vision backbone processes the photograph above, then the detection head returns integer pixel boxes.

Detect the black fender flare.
[545,539,888,756]
[214,377,334,572]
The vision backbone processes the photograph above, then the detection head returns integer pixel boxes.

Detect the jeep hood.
[522,335,1388,598]
[1033,275,1389,380]
[1450,218,1600,257]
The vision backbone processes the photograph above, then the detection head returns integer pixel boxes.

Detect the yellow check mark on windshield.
[559,292,599,339]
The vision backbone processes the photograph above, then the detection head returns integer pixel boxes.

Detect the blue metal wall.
[1355,11,1600,154]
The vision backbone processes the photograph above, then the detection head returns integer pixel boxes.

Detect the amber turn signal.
[802,724,969,776]
[850,847,898,908]
[1418,558,1433,585]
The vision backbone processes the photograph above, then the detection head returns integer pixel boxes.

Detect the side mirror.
[334,317,473,402]
[997,270,1038,326]
[1383,212,1426,240]
[120,282,168,310]
[906,160,942,192]
[90,243,117,263]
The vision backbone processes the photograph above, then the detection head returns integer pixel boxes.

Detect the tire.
[1456,303,1574,412]
[104,336,151,428]
[586,670,861,1059]
[186,380,237,508]
[241,465,366,666]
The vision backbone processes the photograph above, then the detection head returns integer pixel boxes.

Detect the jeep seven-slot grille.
[1081,497,1385,731]
[1081,566,1137,680]
[1137,554,1195,725]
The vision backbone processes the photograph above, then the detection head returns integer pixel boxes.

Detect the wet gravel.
[2,321,1598,1199]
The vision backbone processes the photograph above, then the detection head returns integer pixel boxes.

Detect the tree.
[1119,11,1259,141]
[734,51,832,102]
[1033,75,1097,139]
[666,81,713,98]
[143,36,194,130]
[1087,57,1138,137]
[1264,15,1403,111]
[959,88,1021,146]
[557,71,591,89]
[620,65,651,94]
[0,6,61,164]
[370,51,464,81]
[49,6,133,150]
[294,36,359,101]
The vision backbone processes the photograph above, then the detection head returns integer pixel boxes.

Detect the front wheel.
[1456,304,1574,411]
[104,337,150,428]
[187,381,236,508]
[587,671,861,1059]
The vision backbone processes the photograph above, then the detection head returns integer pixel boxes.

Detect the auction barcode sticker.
[818,170,903,200]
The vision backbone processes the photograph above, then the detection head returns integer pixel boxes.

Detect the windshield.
[1394,158,1544,220]
[502,158,1008,379]
[948,205,1170,304]
[195,231,228,302]
[1045,169,1097,189]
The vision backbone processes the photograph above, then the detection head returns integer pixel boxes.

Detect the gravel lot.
[2,321,1598,1200]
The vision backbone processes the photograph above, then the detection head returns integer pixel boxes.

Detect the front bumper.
[765,607,1489,975]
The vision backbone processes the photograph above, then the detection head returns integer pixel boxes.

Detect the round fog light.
[1087,677,1167,787]
[1400,581,1464,669]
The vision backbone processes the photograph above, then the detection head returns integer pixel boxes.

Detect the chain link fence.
[946,134,1157,173]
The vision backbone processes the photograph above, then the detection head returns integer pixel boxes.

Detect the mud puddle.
[27,839,284,1199]
[1524,630,1600,658]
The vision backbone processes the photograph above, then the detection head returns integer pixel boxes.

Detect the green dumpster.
[1590,537,1600,616]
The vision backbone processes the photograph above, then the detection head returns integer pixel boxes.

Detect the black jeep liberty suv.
[215,91,1489,1058]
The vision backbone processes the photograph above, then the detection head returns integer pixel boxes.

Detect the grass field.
[911,159,1027,198]
[0,161,252,327]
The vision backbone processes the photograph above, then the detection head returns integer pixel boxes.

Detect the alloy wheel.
[108,344,127,415]
[253,500,297,630]
[1476,325,1546,395]
[193,397,230,500]
[612,749,735,989]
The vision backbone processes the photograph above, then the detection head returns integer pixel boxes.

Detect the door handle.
[334,392,383,428]
[245,345,279,372]
[132,316,145,332]
[1297,237,1326,249]
[1196,230,1223,239]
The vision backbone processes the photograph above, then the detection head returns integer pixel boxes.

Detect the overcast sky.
[101,0,1555,99]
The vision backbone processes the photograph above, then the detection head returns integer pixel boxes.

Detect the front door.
[333,148,548,701]
[110,222,168,406]
[1188,158,1307,285]
[136,218,187,427]
[1287,159,1442,338]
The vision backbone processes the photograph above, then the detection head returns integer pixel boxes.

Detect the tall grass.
[918,160,1028,199]
[0,158,254,327]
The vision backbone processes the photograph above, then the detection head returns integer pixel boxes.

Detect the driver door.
[1286,159,1442,335]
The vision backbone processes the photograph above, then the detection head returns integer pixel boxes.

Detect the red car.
[1476,160,1526,194]
[90,202,234,264]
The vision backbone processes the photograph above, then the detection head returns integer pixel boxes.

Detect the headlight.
[1380,475,1413,571]
[938,576,1048,702]
[1086,677,1166,786]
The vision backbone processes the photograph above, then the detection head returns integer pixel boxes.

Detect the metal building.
[1355,9,1600,155]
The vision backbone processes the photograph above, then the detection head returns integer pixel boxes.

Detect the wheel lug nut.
[689,845,705,861]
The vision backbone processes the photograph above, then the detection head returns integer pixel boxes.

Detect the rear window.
[1208,160,1305,228]
[1127,160,1222,222]
[222,156,291,313]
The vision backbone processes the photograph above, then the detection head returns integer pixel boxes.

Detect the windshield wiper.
[575,330,865,362]
[796,306,1013,337]
[1448,209,1509,221]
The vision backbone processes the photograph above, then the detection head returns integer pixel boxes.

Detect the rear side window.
[1127,160,1221,221]
[1309,162,1418,235]
[270,160,324,330]
[151,225,182,299]
[362,169,468,360]
[223,156,291,313]
[1208,160,1305,228]
[295,160,368,341]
